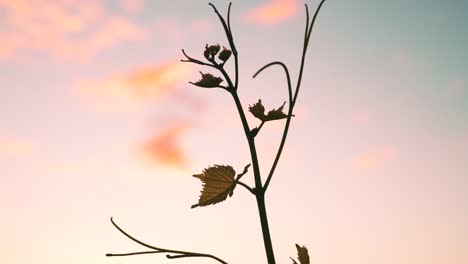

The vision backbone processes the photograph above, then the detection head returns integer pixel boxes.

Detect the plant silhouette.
[106,1,329,263]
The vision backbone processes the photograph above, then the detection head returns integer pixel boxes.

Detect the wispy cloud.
[76,62,192,111]
[352,146,396,171]
[0,0,146,61]
[142,121,191,169]
[245,0,299,25]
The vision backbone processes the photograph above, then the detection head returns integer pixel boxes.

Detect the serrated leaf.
[249,99,289,122]
[249,99,266,120]
[265,101,288,121]
[291,244,310,264]
[190,72,223,88]
[191,165,237,208]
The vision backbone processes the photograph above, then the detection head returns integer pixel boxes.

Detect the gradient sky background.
[1,0,467,263]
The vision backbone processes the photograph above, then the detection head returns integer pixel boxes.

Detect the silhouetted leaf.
[218,46,232,62]
[291,244,310,264]
[192,165,237,208]
[249,99,289,122]
[204,44,221,60]
[249,99,266,120]
[190,72,223,88]
[265,101,288,121]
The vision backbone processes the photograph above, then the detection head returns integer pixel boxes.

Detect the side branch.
[181,49,217,69]
[107,217,228,264]
[263,0,328,191]
[209,2,239,90]
[253,61,293,105]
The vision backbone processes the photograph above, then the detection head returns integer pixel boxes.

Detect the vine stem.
[231,90,276,264]
[106,217,228,264]
[263,0,328,192]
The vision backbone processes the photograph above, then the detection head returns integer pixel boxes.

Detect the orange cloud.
[352,146,396,171]
[0,0,146,61]
[142,122,191,169]
[245,0,299,25]
[0,137,34,158]
[76,62,192,111]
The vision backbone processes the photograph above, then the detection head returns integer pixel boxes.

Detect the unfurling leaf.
[265,101,288,121]
[249,99,289,122]
[218,47,232,62]
[290,244,310,264]
[192,165,237,208]
[249,99,266,120]
[190,71,223,88]
[204,44,221,60]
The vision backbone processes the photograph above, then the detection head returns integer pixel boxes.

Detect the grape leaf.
[191,165,237,208]
[190,72,223,88]
[265,101,288,121]
[249,99,289,122]
[291,244,310,264]
[249,99,266,120]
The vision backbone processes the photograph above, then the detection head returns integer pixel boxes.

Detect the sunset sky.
[1,0,467,263]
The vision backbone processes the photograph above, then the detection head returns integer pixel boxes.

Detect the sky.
[1,0,467,263]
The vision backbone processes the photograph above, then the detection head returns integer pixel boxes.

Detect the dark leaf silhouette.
[204,44,221,60]
[291,244,310,264]
[249,99,289,122]
[190,72,223,88]
[192,165,238,208]
[218,47,232,62]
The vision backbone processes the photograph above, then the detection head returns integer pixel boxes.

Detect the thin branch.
[209,3,235,53]
[237,180,255,195]
[304,4,310,43]
[107,218,228,264]
[227,2,232,33]
[236,163,251,180]
[294,0,328,105]
[181,49,217,69]
[251,120,266,137]
[253,61,293,105]
[263,0,328,191]
[209,2,239,90]
[107,251,159,257]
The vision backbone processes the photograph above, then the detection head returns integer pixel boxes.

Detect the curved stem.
[209,2,239,90]
[107,218,228,264]
[263,0,328,192]
[253,61,293,105]
[181,49,217,69]
[237,180,255,195]
[107,251,159,257]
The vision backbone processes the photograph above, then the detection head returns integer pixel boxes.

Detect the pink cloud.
[142,121,191,169]
[352,146,396,171]
[0,0,146,61]
[76,62,192,111]
[245,0,299,25]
